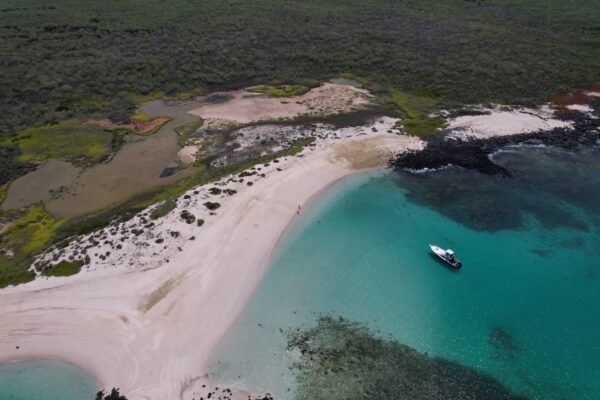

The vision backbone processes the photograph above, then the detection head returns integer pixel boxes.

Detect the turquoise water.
[0,361,97,400]
[208,146,600,399]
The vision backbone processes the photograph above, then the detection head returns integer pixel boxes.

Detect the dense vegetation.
[2,0,600,137]
[249,85,310,97]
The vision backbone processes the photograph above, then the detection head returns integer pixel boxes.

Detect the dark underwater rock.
[288,316,529,400]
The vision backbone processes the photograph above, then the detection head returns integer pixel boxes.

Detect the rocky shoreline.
[389,101,600,177]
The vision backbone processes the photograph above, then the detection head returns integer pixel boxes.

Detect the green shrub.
[203,202,221,211]
[42,260,83,277]
[249,85,309,97]
[150,199,177,220]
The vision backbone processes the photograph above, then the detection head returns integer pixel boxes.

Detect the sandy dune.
[189,83,372,124]
[0,131,421,400]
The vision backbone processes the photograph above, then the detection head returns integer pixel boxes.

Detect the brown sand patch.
[189,83,372,124]
[552,84,600,115]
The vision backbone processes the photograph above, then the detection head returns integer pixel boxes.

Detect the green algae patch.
[42,260,83,277]
[0,205,62,288]
[0,182,9,206]
[338,72,380,91]
[288,316,528,400]
[387,90,447,136]
[401,114,447,137]
[249,85,309,97]
[15,120,113,164]
[390,90,439,118]
[150,198,177,220]
[130,108,154,122]
[2,205,61,255]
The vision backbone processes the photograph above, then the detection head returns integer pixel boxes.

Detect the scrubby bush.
[203,202,221,211]
[95,388,127,400]
[180,210,196,224]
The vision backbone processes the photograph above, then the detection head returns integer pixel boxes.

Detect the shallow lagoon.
[208,145,600,399]
[0,360,97,400]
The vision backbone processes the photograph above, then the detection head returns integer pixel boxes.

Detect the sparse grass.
[401,115,447,137]
[0,182,9,206]
[0,205,62,288]
[249,85,309,97]
[14,120,113,164]
[42,260,83,277]
[175,118,204,146]
[1,205,60,255]
[389,90,439,118]
[387,90,447,136]
[150,199,177,220]
[339,72,379,90]
[130,108,154,122]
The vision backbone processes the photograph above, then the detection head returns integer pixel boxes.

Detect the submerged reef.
[488,325,520,362]
[287,316,528,400]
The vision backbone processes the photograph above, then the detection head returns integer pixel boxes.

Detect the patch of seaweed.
[488,325,520,362]
[287,316,528,400]
[530,248,550,258]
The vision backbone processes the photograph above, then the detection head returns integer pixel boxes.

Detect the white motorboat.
[429,244,462,269]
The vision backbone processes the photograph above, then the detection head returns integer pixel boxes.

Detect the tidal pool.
[0,360,97,400]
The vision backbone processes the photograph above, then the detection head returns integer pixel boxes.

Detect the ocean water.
[207,145,600,399]
[0,361,97,400]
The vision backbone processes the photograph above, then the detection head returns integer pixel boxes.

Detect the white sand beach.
[0,127,421,399]
[445,105,572,139]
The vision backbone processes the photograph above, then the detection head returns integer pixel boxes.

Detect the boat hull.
[429,244,462,269]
